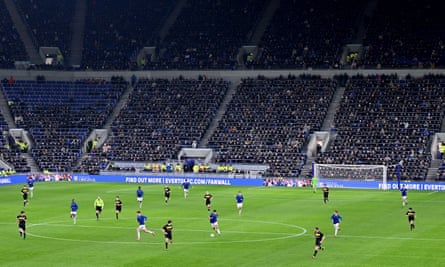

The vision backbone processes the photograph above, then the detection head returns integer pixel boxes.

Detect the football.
[210,233,215,238]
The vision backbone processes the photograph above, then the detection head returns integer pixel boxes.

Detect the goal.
[313,163,388,189]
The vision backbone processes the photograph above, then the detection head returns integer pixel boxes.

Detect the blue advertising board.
[0,174,264,187]
[1,174,445,191]
[71,174,264,186]
[319,179,445,191]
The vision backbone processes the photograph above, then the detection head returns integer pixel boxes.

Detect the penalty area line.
[310,233,445,241]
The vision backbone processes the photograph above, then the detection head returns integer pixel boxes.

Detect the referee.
[94,196,105,220]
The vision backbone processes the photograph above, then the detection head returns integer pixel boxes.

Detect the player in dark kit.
[204,191,213,211]
[162,220,173,250]
[406,207,416,231]
[322,185,329,204]
[16,211,27,239]
[21,185,29,207]
[164,185,171,204]
[312,227,325,259]
[115,196,123,220]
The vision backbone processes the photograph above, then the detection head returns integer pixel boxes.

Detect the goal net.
[313,163,387,189]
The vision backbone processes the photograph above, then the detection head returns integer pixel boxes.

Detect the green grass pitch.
[0,182,444,267]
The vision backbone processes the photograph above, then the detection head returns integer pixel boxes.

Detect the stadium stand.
[82,0,178,70]
[0,1,444,182]
[77,77,229,174]
[154,0,268,70]
[254,0,366,69]
[0,1,28,68]
[14,0,74,65]
[1,77,127,172]
[362,0,445,68]
[207,75,336,178]
[316,74,445,181]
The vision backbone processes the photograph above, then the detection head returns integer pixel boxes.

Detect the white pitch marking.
[25,218,307,245]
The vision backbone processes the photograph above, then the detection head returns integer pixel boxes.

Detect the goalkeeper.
[311,176,318,192]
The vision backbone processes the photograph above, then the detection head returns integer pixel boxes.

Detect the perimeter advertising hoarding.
[1,174,445,191]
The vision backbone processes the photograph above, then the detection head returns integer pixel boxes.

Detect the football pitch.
[0,182,444,267]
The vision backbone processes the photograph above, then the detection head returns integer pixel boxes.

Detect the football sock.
[23,233,26,239]
[96,213,99,220]
[19,232,22,237]
[165,242,168,249]
[313,250,318,256]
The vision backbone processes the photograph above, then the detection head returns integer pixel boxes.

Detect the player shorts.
[237,203,243,209]
[70,211,77,216]
[138,225,147,230]
[18,223,26,231]
[165,192,170,198]
[96,206,103,212]
[164,232,172,240]
[210,222,218,228]
[333,223,340,230]
[116,206,122,212]
[137,197,143,202]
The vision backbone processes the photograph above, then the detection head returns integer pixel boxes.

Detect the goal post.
[313,163,388,189]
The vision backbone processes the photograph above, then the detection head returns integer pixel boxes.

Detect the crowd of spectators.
[1,74,445,181]
[316,74,445,181]
[150,0,267,70]
[2,0,445,71]
[0,1,28,69]
[253,0,365,70]
[2,76,127,172]
[0,115,30,173]
[78,76,229,174]
[81,0,177,70]
[14,0,74,64]
[361,0,445,69]
[207,75,336,179]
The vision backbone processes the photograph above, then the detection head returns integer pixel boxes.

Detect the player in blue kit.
[330,210,342,237]
[27,177,35,198]
[70,199,79,224]
[400,185,408,207]
[136,211,155,240]
[209,209,221,235]
[136,186,144,208]
[235,191,244,215]
[182,179,191,199]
